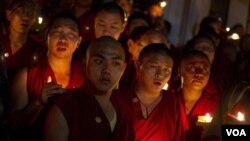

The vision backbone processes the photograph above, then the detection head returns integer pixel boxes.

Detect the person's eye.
[113,61,122,67]
[111,25,119,30]
[98,23,105,27]
[94,59,102,64]
[67,33,78,40]
[187,65,195,72]
[50,31,60,37]
[163,67,171,74]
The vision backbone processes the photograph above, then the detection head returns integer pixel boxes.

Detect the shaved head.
[86,36,125,61]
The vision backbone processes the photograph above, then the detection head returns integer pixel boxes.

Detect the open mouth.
[57,46,67,52]
[100,78,111,84]
[154,81,162,86]
[192,79,203,85]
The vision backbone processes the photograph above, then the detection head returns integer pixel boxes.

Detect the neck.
[9,31,27,47]
[94,93,112,107]
[136,84,162,106]
[182,86,203,102]
[48,55,71,75]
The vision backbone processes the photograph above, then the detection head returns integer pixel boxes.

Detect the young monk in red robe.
[43,36,134,141]
[114,43,187,141]
[177,50,221,141]
[8,13,84,141]
[3,0,46,79]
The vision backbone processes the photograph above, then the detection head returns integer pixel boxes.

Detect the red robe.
[56,85,134,141]
[17,58,84,141]
[27,57,84,100]
[2,35,46,79]
[177,89,221,141]
[113,87,187,141]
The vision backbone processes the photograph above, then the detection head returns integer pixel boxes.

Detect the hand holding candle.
[198,113,213,123]
[226,111,245,123]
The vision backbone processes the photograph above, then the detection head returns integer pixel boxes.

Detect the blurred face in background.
[95,10,125,40]
[192,37,215,63]
[6,2,36,34]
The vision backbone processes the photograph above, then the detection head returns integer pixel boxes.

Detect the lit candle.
[47,76,52,83]
[237,112,245,122]
[198,113,213,123]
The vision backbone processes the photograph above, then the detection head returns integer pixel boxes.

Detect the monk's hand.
[40,82,65,104]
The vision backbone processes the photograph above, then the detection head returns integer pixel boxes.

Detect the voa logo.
[226,129,246,136]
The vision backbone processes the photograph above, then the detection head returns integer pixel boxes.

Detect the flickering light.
[228,33,240,40]
[162,83,168,90]
[47,76,52,83]
[237,112,245,121]
[38,16,43,24]
[226,27,230,32]
[160,1,167,8]
[198,113,213,123]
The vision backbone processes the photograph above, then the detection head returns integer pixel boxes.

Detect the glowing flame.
[229,33,240,40]
[237,112,245,121]
[204,113,213,123]
[226,27,230,32]
[38,16,43,24]
[198,113,213,123]
[160,1,167,8]
[47,76,52,83]
[162,83,168,90]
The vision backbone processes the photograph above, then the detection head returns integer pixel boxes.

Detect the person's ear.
[127,39,134,52]
[134,60,141,72]
[77,36,82,48]
[6,10,12,21]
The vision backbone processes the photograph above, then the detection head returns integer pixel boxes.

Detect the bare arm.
[43,105,68,141]
[7,68,44,131]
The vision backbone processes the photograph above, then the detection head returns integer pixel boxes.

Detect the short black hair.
[97,2,125,23]
[185,34,216,51]
[180,50,210,65]
[7,0,35,11]
[126,12,152,29]
[129,26,150,41]
[47,12,81,35]
[138,43,173,63]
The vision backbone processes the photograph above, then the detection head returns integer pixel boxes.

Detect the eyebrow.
[51,25,78,32]
[93,54,123,60]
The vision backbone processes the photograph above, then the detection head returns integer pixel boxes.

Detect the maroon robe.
[16,58,84,141]
[27,57,84,100]
[56,85,134,141]
[2,35,46,79]
[177,89,221,141]
[113,87,187,141]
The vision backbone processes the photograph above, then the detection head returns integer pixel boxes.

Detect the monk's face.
[137,53,173,93]
[94,11,124,40]
[180,55,211,90]
[193,38,215,63]
[86,44,126,93]
[7,4,35,34]
[47,18,82,59]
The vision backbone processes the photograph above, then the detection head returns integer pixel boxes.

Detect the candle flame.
[237,112,245,121]
[204,113,213,123]
[198,113,213,123]
[47,76,52,83]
